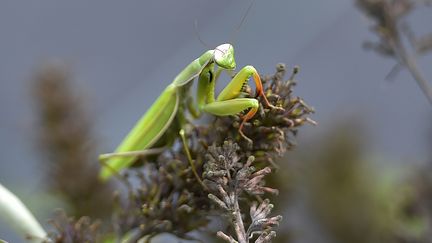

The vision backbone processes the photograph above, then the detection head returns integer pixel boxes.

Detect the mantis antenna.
[194,19,213,50]
[194,19,227,58]
[193,1,257,54]
[229,0,257,45]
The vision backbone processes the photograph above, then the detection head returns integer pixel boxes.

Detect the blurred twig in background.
[356,2,432,241]
[32,63,113,219]
[356,0,432,105]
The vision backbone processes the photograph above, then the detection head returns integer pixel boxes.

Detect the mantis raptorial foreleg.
[203,98,258,142]
[201,65,280,142]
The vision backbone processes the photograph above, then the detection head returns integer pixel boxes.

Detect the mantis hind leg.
[99,147,166,161]
[98,147,165,180]
[202,98,259,143]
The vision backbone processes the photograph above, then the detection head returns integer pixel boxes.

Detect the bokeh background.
[0,0,431,242]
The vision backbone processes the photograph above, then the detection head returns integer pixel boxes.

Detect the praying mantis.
[99,43,282,180]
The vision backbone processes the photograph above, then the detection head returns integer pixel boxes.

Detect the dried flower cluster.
[44,63,313,242]
[201,63,315,167]
[204,141,282,243]
[43,210,101,243]
[111,156,211,242]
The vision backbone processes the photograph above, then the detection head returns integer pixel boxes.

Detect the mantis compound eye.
[214,43,236,70]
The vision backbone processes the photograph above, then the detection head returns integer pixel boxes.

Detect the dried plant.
[204,141,281,243]
[356,0,432,104]
[43,210,102,243]
[43,63,313,242]
[200,64,315,167]
[111,157,211,242]
[32,63,113,219]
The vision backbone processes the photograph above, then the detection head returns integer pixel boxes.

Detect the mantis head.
[214,43,236,70]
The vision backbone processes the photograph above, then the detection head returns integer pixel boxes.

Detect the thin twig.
[390,38,432,105]
[232,192,248,243]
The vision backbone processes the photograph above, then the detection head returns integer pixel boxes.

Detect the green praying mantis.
[99,43,282,180]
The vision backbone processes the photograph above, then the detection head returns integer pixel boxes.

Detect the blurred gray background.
[0,0,431,242]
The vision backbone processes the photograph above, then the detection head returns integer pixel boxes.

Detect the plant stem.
[390,38,432,105]
[232,192,248,243]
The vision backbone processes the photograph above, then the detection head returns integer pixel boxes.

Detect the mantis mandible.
[99,43,281,180]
